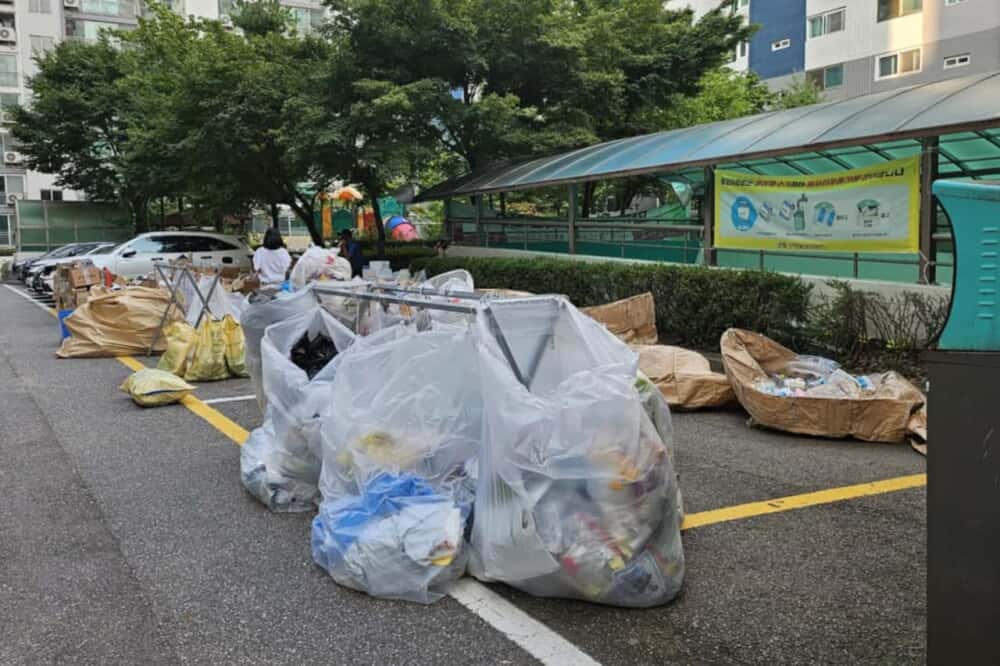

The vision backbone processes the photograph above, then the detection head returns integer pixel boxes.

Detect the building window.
[40,189,64,201]
[3,175,24,194]
[0,55,16,89]
[809,8,846,38]
[290,6,324,34]
[771,38,791,51]
[739,40,748,58]
[0,214,10,246]
[807,63,845,90]
[877,0,922,22]
[80,0,136,19]
[65,19,126,42]
[28,0,51,14]
[876,48,922,79]
[943,53,971,69]
[1,132,19,153]
[29,35,56,54]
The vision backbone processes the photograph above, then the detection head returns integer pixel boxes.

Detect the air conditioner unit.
[4,151,21,164]
[7,192,22,204]
[63,0,80,7]
[0,28,16,45]
[220,15,234,29]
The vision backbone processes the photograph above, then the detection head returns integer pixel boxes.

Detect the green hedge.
[378,245,436,270]
[410,256,813,349]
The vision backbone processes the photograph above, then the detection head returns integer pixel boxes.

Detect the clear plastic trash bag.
[469,298,685,608]
[240,286,317,411]
[311,472,469,604]
[290,246,352,290]
[239,308,355,512]
[240,419,322,512]
[312,322,480,602]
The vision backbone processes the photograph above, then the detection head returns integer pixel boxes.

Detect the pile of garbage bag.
[582,292,658,346]
[634,345,735,410]
[240,307,355,512]
[290,247,352,290]
[156,316,248,382]
[469,298,684,608]
[57,286,182,358]
[311,324,480,603]
[721,328,927,443]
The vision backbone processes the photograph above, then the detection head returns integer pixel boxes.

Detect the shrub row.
[410,256,813,350]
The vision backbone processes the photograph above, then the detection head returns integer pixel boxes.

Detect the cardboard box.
[67,262,102,289]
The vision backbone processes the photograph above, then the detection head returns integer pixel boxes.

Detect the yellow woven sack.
[184,319,230,382]
[221,315,249,378]
[156,321,197,376]
[120,368,195,407]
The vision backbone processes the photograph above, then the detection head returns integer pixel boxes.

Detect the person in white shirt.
[253,228,292,288]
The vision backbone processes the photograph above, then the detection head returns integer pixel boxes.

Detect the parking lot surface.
[0,285,927,664]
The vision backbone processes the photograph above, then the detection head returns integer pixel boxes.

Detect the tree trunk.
[270,201,279,229]
[132,197,149,234]
[369,187,386,259]
[287,198,323,246]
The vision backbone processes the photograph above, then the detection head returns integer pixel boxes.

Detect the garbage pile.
[241,279,686,607]
[721,328,927,443]
[157,316,249,382]
[311,324,479,603]
[240,306,355,512]
[57,286,182,358]
[633,345,735,410]
[469,299,684,608]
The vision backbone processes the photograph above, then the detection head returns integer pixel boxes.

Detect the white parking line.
[448,579,601,666]
[4,285,55,314]
[201,394,256,405]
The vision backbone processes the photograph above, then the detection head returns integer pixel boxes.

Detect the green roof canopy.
[417,70,1000,201]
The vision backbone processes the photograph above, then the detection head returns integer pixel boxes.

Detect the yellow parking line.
[680,473,927,530]
[114,355,250,445]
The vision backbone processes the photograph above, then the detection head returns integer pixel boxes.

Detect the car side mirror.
[121,249,137,258]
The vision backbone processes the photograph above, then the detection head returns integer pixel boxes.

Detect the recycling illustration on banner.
[714,157,921,253]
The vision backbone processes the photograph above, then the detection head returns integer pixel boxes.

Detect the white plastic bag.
[239,308,355,512]
[312,323,480,603]
[290,246,352,290]
[469,297,685,608]
[240,286,317,410]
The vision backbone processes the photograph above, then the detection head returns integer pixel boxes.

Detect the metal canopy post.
[920,136,940,285]
[703,166,716,266]
[147,265,221,356]
[567,184,578,255]
[474,194,485,247]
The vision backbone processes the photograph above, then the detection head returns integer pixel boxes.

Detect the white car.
[87,231,254,279]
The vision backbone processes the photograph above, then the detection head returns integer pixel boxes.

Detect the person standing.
[338,229,365,277]
[253,227,292,288]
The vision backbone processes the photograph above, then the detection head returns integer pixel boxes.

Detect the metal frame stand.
[310,281,561,389]
[146,265,222,356]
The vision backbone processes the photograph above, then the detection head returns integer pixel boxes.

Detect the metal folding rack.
[146,264,222,356]
[310,281,562,389]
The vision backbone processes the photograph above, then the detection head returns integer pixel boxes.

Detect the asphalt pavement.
[0,285,927,664]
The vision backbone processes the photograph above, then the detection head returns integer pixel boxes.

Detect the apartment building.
[687,0,1000,100]
[0,0,325,247]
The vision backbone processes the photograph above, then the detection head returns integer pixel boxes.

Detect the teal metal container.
[933,179,1000,350]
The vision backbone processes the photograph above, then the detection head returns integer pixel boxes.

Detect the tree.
[773,74,824,109]
[12,35,160,231]
[123,6,331,243]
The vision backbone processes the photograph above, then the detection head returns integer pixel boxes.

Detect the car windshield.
[47,245,82,259]
[88,244,118,255]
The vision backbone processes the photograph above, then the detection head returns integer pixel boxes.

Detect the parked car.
[28,242,117,293]
[14,242,102,282]
[86,232,253,279]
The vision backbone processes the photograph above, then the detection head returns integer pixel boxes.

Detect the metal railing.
[445,215,955,283]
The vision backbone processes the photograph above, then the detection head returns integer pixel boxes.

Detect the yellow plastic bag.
[221,315,249,378]
[184,319,230,382]
[119,368,195,407]
[156,321,197,376]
